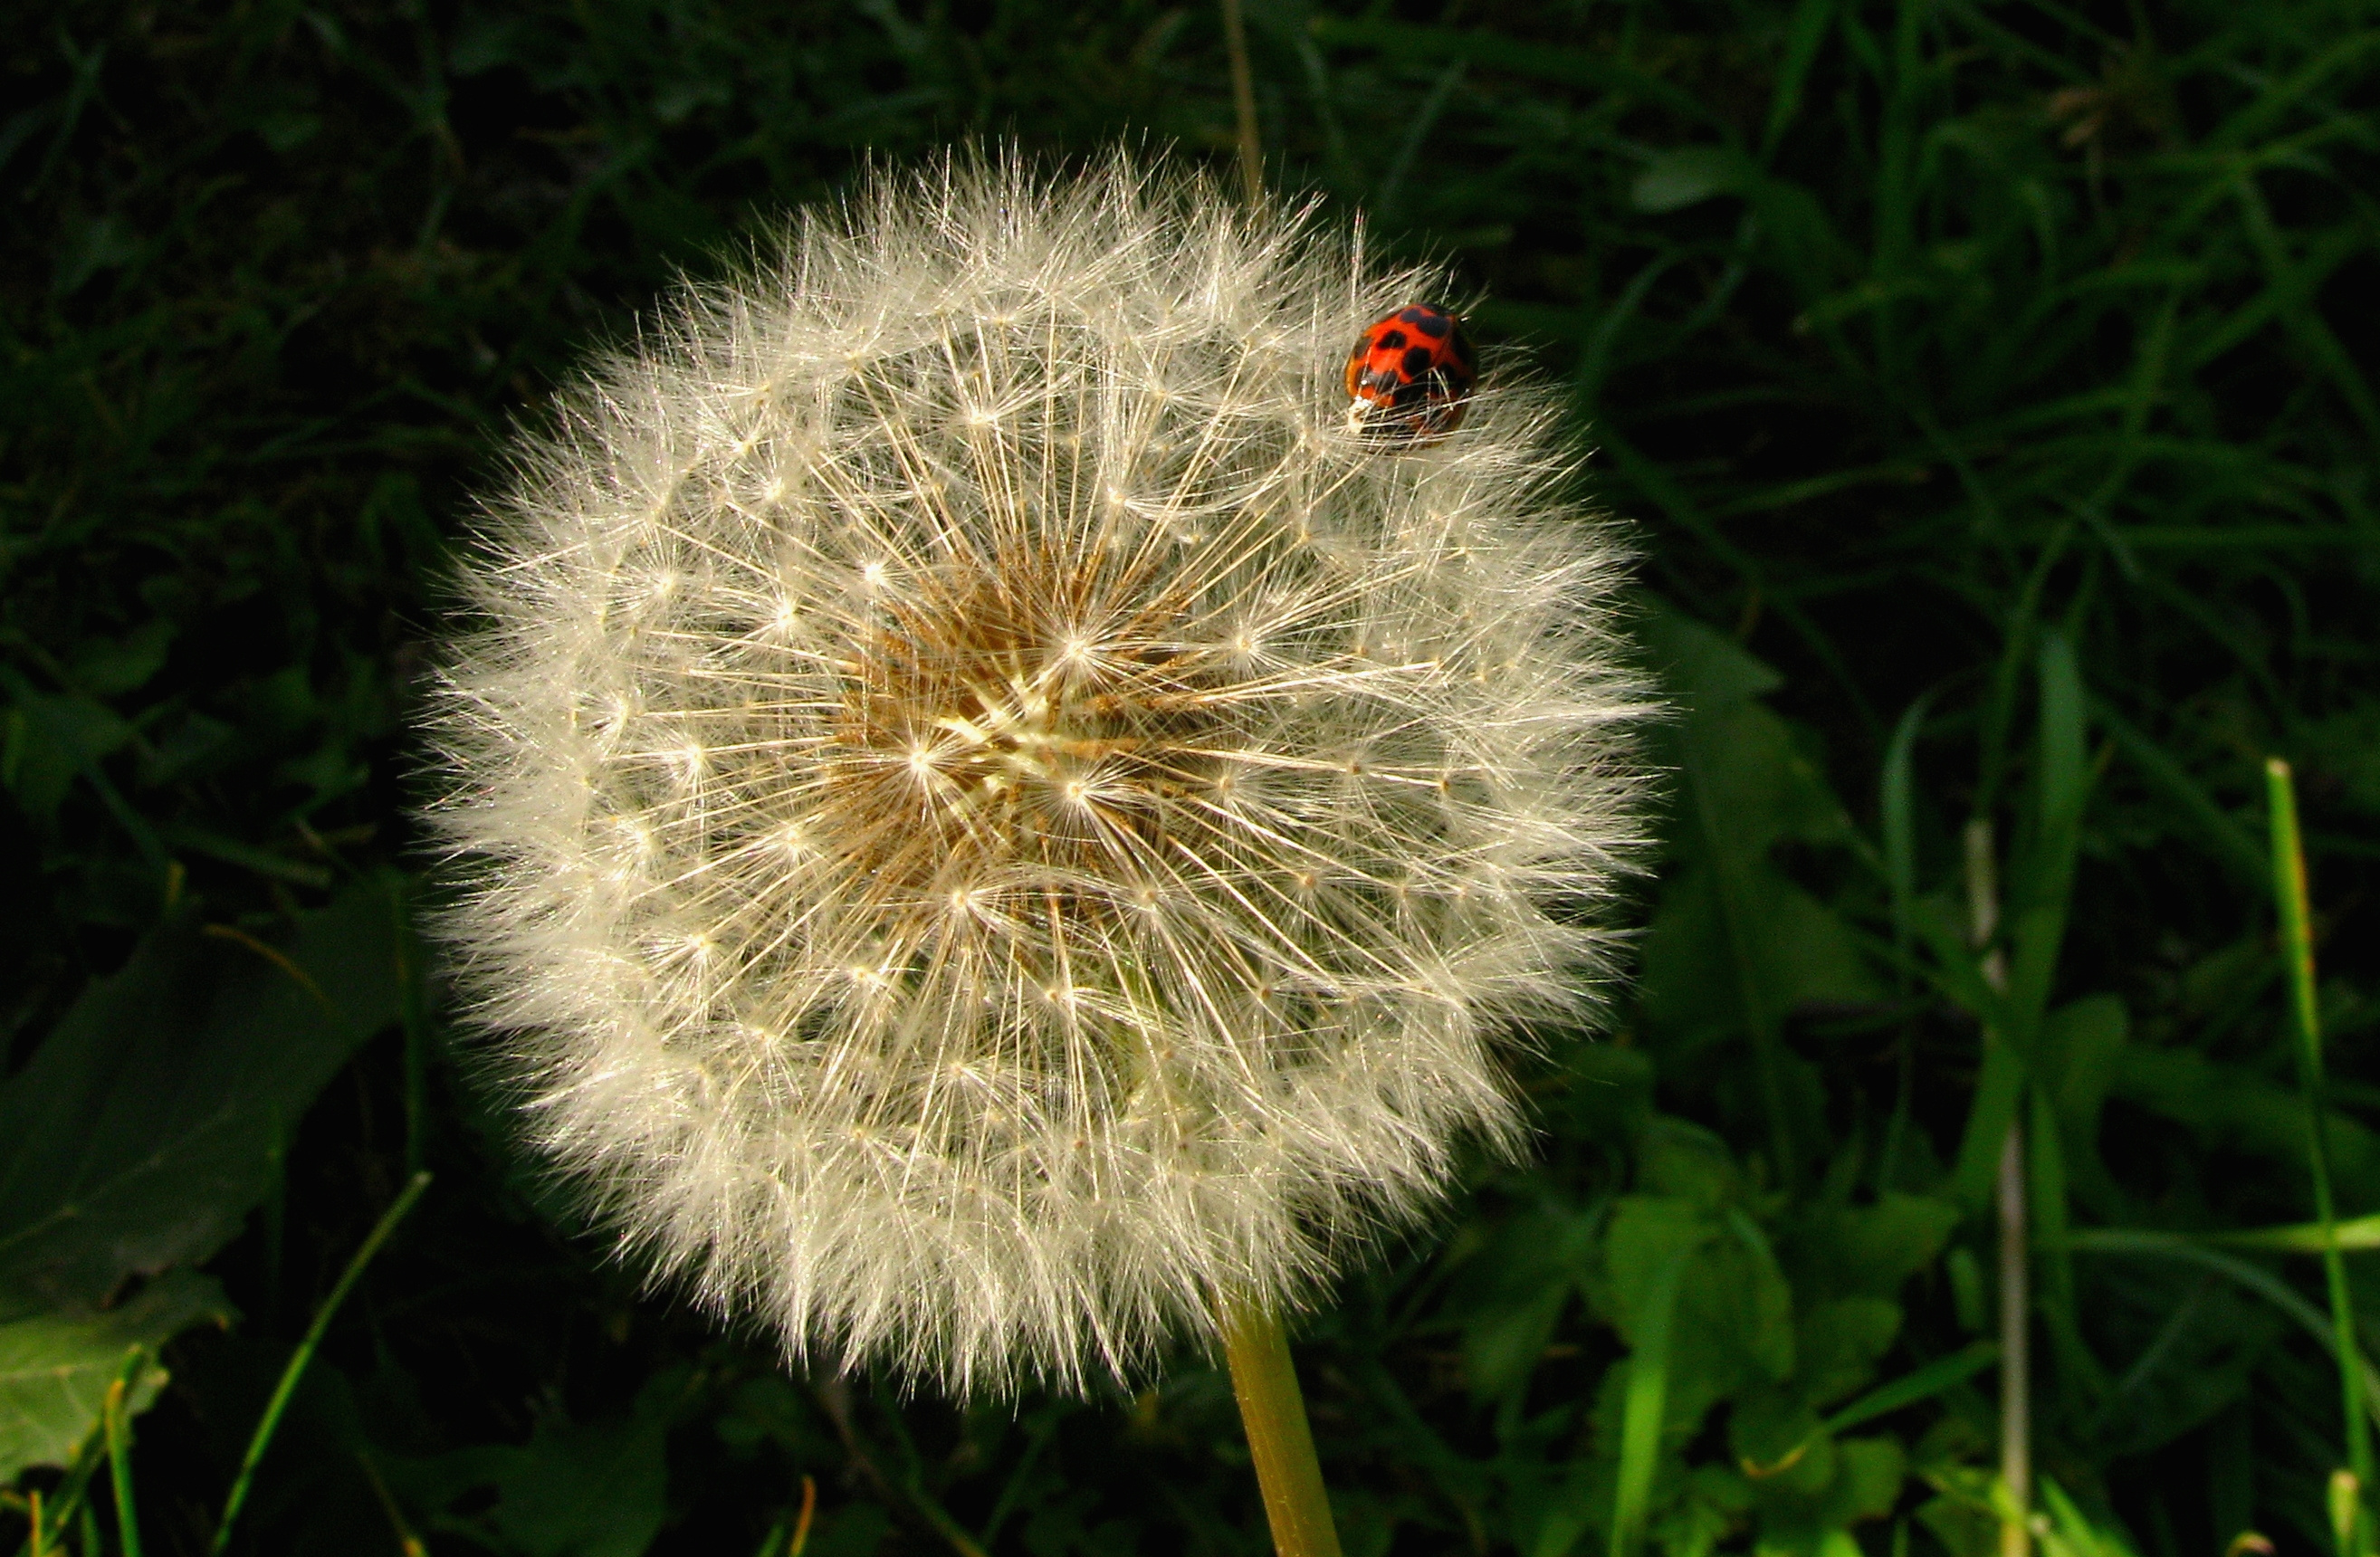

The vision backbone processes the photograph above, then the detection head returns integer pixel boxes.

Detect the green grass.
[3,1,2376,1553]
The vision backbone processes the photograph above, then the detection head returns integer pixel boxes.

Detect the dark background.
[3,1,2377,1554]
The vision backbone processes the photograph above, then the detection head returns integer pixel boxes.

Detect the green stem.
[1219,0,1262,204]
[1611,1246,1691,1557]
[1221,1299,1342,1557]
[103,1350,146,1557]
[1965,817,2030,1557]
[209,1170,431,1555]
[2267,758,2375,1552]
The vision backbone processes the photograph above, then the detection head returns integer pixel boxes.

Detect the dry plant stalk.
[425,148,1649,1396]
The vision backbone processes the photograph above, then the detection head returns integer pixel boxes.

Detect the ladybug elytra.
[1343,304,1477,445]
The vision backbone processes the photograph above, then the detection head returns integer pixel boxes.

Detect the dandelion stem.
[1222,1299,1342,1557]
[2266,757,2374,1553]
[1965,817,2029,1557]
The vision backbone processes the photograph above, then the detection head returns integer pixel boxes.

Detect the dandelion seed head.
[425,148,1651,1394]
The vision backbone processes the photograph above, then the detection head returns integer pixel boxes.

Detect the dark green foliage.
[3,0,2376,1552]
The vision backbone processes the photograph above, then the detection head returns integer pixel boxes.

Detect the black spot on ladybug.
[1401,346,1433,377]
[1400,307,1451,338]
[1375,329,1407,351]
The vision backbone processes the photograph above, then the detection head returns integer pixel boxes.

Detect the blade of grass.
[1757,0,1835,163]
[2267,757,2375,1550]
[2070,1218,2380,1253]
[11,1421,106,1557]
[209,1170,431,1555]
[2066,1233,2380,1431]
[1878,690,1936,1189]
[2096,704,2266,890]
[1823,1340,2001,1435]
[1610,1243,1690,1557]
[102,1346,146,1557]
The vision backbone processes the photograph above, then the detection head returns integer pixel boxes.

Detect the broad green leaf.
[0,691,134,827]
[1642,865,1886,1048]
[1638,607,1782,714]
[1636,1119,1743,1212]
[1652,1469,1748,1557]
[1604,1215,1705,1557]
[1790,1298,1904,1411]
[1820,1341,1998,1436]
[70,619,175,698]
[1731,1391,1832,1491]
[1601,1197,1715,1355]
[0,1266,229,1480]
[1744,1431,1905,1544]
[2112,1045,2380,1189]
[1457,1205,1599,1403]
[1684,702,1853,860]
[402,1368,684,1557]
[0,879,406,1310]
[1791,1194,1960,1303]
[1916,1476,1998,1557]
[1601,1195,1797,1433]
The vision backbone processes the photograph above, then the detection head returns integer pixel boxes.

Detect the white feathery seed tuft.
[425,148,1651,1393]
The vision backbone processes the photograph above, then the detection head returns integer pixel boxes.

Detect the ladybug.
[1343,304,1477,445]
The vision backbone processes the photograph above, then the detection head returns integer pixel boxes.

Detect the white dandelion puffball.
[428,149,1649,1392]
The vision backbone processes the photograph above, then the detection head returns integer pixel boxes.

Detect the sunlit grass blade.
[1609,1247,1688,1557]
[102,1347,146,1557]
[1822,1340,2000,1436]
[2267,757,2375,1552]
[208,1170,431,1556]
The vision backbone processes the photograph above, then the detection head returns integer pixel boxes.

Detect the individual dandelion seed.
[423,148,1651,1400]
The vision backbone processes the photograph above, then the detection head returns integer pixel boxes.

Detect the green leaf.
[2111,1045,2380,1189]
[71,619,175,698]
[1790,1298,1904,1410]
[1792,1194,1961,1303]
[1602,1197,1717,1357]
[1,692,133,826]
[1638,606,1782,714]
[1606,1215,1700,1557]
[403,1369,684,1557]
[0,1266,230,1480]
[1457,1205,1598,1403]
[2036,1476,2143,1557]
[1601,1193,1797,1433]
[0,879,406,1310]
[1637,1119,1744,1212]
[1632,148,1754,214]
[1640,866,1884,1046]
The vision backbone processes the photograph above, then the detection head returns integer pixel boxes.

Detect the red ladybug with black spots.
[1343,303,1477,445]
